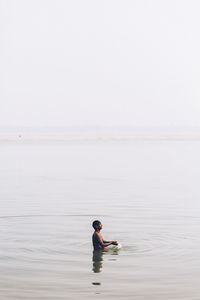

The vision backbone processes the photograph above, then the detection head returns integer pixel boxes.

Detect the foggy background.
[1,0,200,130]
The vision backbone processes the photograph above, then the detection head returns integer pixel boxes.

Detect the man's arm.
[102,241,114,247]
[97,234,118,247]
[103,240,118,245]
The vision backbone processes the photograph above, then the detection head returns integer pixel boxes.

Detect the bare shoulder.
[93,231,102,241]
[93,232,98,238]
[93,232,100,239]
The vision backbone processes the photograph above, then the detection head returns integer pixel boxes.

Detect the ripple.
[118,231,195,256]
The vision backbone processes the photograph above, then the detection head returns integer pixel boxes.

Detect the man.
[92,220,118,250]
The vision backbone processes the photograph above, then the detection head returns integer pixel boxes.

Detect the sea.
[0,130,200,299]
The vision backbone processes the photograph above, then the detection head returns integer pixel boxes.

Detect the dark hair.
[92,220,101,229]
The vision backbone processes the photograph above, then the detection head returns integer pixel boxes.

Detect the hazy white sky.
[1,0,200,127]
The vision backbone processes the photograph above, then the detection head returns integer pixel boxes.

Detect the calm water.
[0,141,200,299]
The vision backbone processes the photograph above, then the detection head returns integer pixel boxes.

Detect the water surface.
[0,141,200,299]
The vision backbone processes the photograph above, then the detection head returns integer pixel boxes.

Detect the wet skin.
[92,223,118,250]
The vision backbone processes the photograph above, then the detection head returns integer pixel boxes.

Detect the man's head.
[92,220,102,231]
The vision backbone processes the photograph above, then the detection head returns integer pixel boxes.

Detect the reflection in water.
[92,250,104,273]
[92,248,120,273]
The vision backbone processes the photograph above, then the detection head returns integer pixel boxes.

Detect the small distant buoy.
[92,282,101,285]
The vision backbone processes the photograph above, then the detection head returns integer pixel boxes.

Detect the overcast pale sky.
[1,0,200,128]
